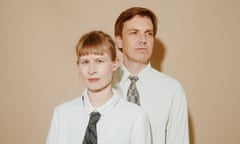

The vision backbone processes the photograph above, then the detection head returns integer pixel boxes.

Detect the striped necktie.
[82,112,101,144]
[127,76,140,105]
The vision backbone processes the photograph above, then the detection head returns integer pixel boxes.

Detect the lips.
[136,45,148,49]
[137,47,147,49]
[136,47,148,51]
[88,78,100,82]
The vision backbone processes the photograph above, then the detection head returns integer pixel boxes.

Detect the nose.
[138,33,147,44]
[88,63,97,74]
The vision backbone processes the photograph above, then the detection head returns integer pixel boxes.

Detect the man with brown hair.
[114,7,190,144]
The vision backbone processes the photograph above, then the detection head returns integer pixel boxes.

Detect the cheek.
[149,43,154,52]
[148,38,154,46]
[78,68,87,78]
[122,40,134,52]
[103,66,114,76]
[123,36,133,45]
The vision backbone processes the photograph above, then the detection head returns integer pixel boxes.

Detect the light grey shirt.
[115,64,189,144]
[46,89,151,144]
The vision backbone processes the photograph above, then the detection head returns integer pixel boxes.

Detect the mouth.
[136,45,148,49]
[137,47,147,49]
[88,78,100,82]
[136,47,148,52]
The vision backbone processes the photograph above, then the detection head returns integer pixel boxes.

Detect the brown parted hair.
[114,7,158,37]
[76,30,117,65]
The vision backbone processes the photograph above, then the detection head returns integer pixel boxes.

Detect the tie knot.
[128,76,139,82]
[89,112,101,125]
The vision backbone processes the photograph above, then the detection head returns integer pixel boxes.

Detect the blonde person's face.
[78,53,119,92]
[116,15,154,64]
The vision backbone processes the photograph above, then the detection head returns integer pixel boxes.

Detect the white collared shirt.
[46,89,151,144]
[115,64,189,144]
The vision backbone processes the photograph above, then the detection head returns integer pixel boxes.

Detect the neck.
[87,84,113,108]
[123,60,148,75]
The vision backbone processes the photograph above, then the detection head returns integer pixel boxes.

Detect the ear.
[112,57,120,71]
[115,36,123,49]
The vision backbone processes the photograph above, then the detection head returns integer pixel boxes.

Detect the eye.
[96,59,104,63]
[146,31,153,36]
[80,60,89,65]
[129,31,137,35]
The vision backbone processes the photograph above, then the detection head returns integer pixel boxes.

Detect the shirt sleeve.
[131,111,152,144]
[166,83,190,144]
[46,108,58,144]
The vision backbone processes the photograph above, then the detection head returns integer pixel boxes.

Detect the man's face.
[116,15,154,65]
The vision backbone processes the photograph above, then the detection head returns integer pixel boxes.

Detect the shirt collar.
[82,89,120,116]
[121,63,152,84]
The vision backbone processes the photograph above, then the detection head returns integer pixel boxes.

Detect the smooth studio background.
[1,0,239,144]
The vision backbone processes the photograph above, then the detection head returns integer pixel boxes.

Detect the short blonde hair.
[76,30,117,64]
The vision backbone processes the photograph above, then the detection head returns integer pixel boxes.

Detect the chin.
[136,58,149,63]
[88,88,101,93]
[88,86,108,93]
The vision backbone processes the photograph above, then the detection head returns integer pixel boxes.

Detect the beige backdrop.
[1,0,239,144]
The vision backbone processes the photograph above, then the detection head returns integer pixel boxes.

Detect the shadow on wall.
[189,111,195,144]
[150,38,165,71]
[150,38,195,144]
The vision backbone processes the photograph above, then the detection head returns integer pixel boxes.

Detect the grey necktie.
[127,76,140,105]
[82,112,101,144]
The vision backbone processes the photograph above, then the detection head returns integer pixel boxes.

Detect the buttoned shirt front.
[46,89,151,144]
[115,64,189,144]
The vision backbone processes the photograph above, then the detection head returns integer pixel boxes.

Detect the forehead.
[123,15,153,30]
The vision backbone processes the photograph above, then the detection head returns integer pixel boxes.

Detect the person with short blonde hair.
[46,30,151,144]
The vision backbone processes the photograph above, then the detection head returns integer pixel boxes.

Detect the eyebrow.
[127,28,153,32]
